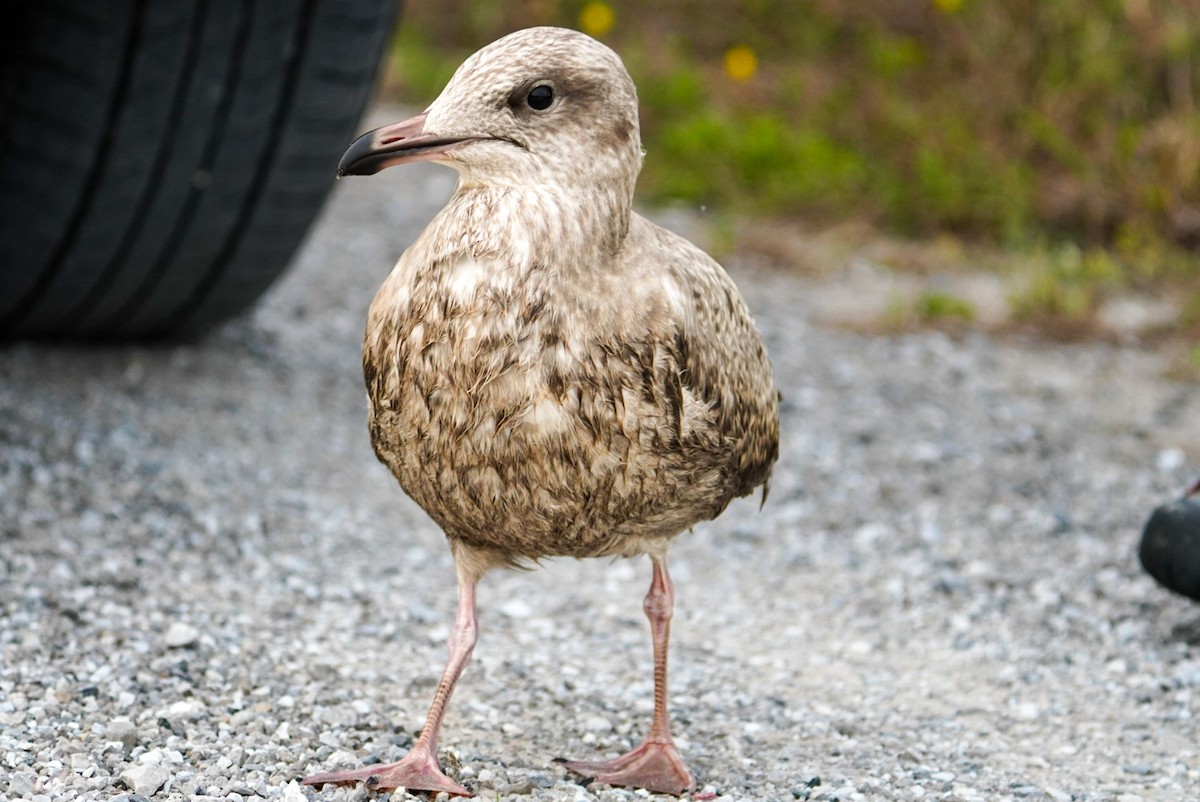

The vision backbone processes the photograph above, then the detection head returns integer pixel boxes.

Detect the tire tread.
[0,0,398,338]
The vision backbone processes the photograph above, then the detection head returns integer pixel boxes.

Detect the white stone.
[8,770,36,797]
[1157,448,1186,473]
[138,748,164,764]
[583,715,613,733]
[1012,702,1040,721]
[279,780,309,802]
[120,761,170,796]
[163,622,199,648]
[498,598,534,618]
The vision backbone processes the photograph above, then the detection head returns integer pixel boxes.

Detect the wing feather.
[638,219,780,500]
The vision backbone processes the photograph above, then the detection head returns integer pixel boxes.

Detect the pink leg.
[304,566,480,796]
[562,555,695,795]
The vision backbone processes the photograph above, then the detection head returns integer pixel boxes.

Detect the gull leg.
[562,555,695,795]
[304,565,480,796]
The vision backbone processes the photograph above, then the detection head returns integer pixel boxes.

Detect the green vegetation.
[1009,244,1126,324]
[386,0,1200,333]
[915,291,976,324]
[878,289,976,333]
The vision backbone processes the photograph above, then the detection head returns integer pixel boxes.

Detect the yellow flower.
[579,1,615,38]
[931,0,964,13]
[724,45,758,82]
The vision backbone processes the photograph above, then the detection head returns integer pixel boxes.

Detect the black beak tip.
[337,130,386,178]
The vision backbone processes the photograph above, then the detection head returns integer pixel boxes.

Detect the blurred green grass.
[383,0,1200,335]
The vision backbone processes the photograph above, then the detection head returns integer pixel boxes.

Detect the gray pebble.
[8,770,36,797]
[120,763,171,796]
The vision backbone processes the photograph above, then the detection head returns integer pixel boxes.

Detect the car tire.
[1140,493,1200,601]
[0,0,397,339]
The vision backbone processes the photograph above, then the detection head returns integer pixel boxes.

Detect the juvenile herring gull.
[303,26,780,796]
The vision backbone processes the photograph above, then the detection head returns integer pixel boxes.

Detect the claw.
[562,738,694,796]
[303,748,472,796]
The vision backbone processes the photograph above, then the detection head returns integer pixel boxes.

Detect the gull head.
[338,27,643,195]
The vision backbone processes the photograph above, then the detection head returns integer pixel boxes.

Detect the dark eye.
[526,85,554,111]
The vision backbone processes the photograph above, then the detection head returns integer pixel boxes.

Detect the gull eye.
[526,85,554,111]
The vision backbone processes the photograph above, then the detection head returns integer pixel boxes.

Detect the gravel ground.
[4,107,1200,802]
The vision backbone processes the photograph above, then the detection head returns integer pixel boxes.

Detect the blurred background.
[381,0,1200,353]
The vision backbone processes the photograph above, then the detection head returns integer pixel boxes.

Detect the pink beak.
[337,112,482,177]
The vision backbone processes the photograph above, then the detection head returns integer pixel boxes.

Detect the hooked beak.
[337,112,481,177]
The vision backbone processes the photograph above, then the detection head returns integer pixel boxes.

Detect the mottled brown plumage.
[304,27,779,797]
